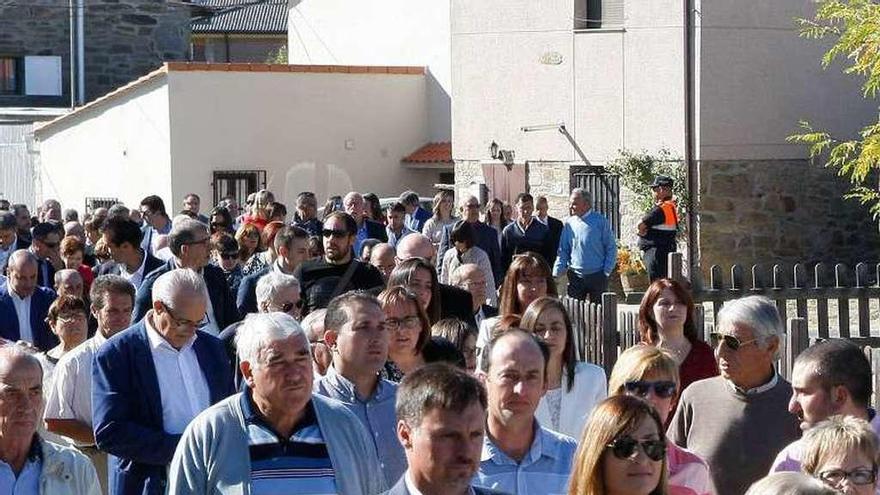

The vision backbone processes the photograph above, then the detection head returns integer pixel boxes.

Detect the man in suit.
[12,204,33,245]
[138,195,172,258]
[181,193,210,225]
[535,196,563,268]
[400,190,430,233]
[30,221,62,288]
[500,193,552,275]
[388,363,499,495]
[397,234,477,328]
[343,191,387,255]
[450,263,497,330]
[132,217,238,335]
[0,250,58,351]
[0,211,29,272]
[436,195,502,286]
[93,268,234,495]
[236,225,309,315]
[98,216,164,291]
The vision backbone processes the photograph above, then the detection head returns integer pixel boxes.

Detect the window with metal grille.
[570,167,621,238]
[577,0,624,29]
[212,170,267,209]
[85,197,119,215]
[0,57,22,95]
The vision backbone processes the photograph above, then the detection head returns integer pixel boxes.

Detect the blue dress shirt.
[0,437,42,495]
[552,211,617,277]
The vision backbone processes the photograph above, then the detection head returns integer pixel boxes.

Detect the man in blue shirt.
[474,330,577,495]
[552,188,617,303]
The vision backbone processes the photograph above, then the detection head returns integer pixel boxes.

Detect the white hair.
[0,343,43,379]
[717,295,785,358]
[300,308,327,342]
[458,194,478,209]
[571,188,592,204]
[151,268,206,309]
[255,272,300,308]
[236,312,306,370]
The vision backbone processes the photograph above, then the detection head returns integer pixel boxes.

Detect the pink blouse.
[667,440,712,495]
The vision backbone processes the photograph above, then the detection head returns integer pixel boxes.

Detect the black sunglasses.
[279,300,304,313]
[321,228,349,238]
[219,252,238,260]
[709,332,759,351]
[607,436,666,462]
[624,380,677,399]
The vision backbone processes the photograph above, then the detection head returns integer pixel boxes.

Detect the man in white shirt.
[44,274,135,492]
[0,250,58,351]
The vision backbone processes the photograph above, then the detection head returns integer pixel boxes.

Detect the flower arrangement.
[616,244,647,276]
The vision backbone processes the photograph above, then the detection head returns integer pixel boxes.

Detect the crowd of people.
[0,184,874,495]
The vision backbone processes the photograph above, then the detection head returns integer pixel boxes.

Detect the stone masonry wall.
[0,0,189,104]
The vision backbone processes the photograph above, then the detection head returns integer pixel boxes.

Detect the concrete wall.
[287,0,451,142]
[166,68,439,208]
[35,75,174,212]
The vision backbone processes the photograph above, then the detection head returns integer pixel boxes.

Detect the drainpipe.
[68,0,76,108]
[77,0,85,104]
[684,0,698,285]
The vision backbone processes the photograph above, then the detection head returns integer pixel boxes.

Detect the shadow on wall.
[283,162,354,204]
[426,68,451,142]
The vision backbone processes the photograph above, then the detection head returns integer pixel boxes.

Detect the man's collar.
[726,368,779,395]
[144,310,197,352]
[323,365,387,402]
[7,284,29,301]
[482,419,555,465]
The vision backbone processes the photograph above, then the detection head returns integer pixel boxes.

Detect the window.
[570,167,621,238]
[85,197,119,216]
[577,0,624,29]
[212,170,267,208]
[0,57,21,95]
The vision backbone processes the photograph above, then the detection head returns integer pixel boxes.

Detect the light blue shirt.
[552,210,617,277]
[474,422,577,495]
[0,441,42,495]
[314,367,407,487]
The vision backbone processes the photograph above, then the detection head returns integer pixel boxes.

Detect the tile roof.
[191,0,287,35]
[402,142,452,163]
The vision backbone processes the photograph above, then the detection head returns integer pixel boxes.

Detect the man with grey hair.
[369,242,396,282]
[669,295,800,495]
[343,191,387,254]
[0,344,101,493]
[552,188,617,303]
[93,268,233,495]
[54,268,83,298]
[400,190,430,232]
[39,199,62,223]
[0,250,58,350]
[168,312,386,494]
[315,292,406,486]
[132,216,238,334]
[301,308,331,376]
[435,194,501,284]
[45,274,135,491]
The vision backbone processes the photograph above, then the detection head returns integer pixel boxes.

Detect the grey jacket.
[39,437,101,495]
[168,392,387,495]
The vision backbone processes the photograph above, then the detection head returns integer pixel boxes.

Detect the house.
[191,0,288,63]
[451,0,880,273]
[33,63,444,214]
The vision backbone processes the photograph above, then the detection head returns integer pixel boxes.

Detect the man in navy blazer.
[401,190,431,233]
[93,268,234,495]
[132,217,239,333]
[436,195,502,285]
[0,250,58,351]
[343,192,388,255]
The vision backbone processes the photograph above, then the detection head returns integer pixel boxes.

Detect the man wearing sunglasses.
[29,221,63,288]
[294,212,385,315]
[770,339,879,477]
[236,225,309,315]
[669,295,800,495]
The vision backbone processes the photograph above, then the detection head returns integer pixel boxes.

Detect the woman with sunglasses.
[482,198,508,248]
[387,258,442,324]
[568,394,669,495]
[234,223,261,266]
[638,278,717,394]
[801,415,879,495]
[608,345,711,495]
[241,220,284,276]
[521,296,607,438]
[209,206,234,235]
[378,286,431,382]
[210,233,243,294]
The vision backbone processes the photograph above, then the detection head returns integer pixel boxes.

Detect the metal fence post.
[785,317,808,379]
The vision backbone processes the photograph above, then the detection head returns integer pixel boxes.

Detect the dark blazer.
[545,215,564,267]
[35,257,55,289]
[92,321,234,495]
[481,304,499,319]
[363,219,388,243]
[132,260,239,328]
[438,283,477,328]
[96,251,164,286]
[384,476,506,495]
[0,286,58,351]
[235,266,270,316]
[406,206,431,233]
[14,237,30,251]
[437,221,502,285]
[294,217,322,237]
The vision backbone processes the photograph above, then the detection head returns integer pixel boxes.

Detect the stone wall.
[0,0,189,105]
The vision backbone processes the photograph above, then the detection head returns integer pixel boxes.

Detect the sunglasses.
[219,252,238,260]
[607,436,666,462]
[709,332,759,351]
[818,467,877,487]
[322,228,349,239]
[624,380,677,399]
[278,300,303,313]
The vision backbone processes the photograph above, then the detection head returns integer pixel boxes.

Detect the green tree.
[788,0,880,219]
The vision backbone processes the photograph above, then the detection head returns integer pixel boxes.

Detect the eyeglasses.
[183,237,209,247]
[606,436,667,462]
[709,332,759,351]
[57,313,87,324]
[624,380,677,399]
[161,303,208,330]
[220,252,238,260]
[385,316,421,330]
[818,467,877,487]
[275,300,303,314]
[322,228,349,239]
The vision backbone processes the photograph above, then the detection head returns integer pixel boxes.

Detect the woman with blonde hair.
[608,345,711,495]
[234,223,261,265]
[569,395,668,495]
[421,190,457,250]
[801,415,879,495]
[378,286,432,382]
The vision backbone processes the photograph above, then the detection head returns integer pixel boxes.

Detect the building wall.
[35,75,174,213]
[287,0,451,142]
[166,68,439,208]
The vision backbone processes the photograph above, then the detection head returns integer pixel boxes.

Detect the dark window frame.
[0,56,23,95]
[570,165,621,238]
[212,169,267,209]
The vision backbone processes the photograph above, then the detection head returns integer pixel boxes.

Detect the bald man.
[369,243,396,282]
[0,250,58,350]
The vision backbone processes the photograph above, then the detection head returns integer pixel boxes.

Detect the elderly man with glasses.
[668,295,800,495]
[92,268,234,495]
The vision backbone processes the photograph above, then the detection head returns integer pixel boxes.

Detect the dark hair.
[449,220,475,249]
[140,195,167,216]
[307,235,323,258]
[273,225,309,252]
[211,232,239,255]
[388,258,441,324]
[177,210,198,220]
[388,201,406,215]
[520,297,577,392]
[638,278,698,343]
[267,202,287,220]
[360,238,381,261]
[399,191,420,207]
[431,318,477,352]
[378,286,432,353]
[396,363,487,427]
[90,274,135,310]
[59,236,84,257]
[184,193,200,202]
[33,221,62,241]
[480,328,550,375]
[515,193,534,205]
[498,251,556,316]
[362,193,383,222]
[422,336,466,368]
[0,212,16,230]
[209,206,233,232]
[103,216,144,248]
[46,295,88,324]
[324,291,382,333]
[323,211,358,236]
[795,339,873,408]
[321,195,343,220]
[62,209,79,223]
[296,191,317,206]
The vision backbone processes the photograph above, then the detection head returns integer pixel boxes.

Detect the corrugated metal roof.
[191,0,287,35]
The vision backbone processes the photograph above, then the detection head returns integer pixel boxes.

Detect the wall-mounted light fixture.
[489,141,516,170]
